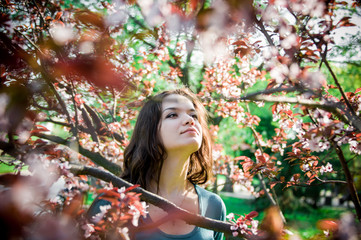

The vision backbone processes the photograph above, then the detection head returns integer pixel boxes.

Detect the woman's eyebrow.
[162,107,196,113]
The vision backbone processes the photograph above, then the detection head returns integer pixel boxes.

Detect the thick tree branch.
[35,133,122,176]
[240,86,300,98]
[241,94,335,109]
[70,165,241,238]
[240,94,358,131]
[331,141,361,221]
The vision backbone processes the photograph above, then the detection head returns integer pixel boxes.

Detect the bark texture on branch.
[331,142,361,221]
[240,94,356,130]
[36,133,122,175]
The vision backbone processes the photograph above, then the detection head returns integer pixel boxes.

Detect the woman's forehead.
[162,94,194,109]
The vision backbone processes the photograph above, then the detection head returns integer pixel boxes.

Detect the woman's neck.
[156,152,191,196]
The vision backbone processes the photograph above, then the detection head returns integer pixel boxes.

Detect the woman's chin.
[185,142,202,154]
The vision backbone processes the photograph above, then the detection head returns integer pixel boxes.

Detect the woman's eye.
[191,114,198,119]
[166,113,177,118]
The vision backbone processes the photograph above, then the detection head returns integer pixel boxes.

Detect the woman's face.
[159,94,203,155]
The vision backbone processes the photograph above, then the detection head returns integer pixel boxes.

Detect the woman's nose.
[184,114,195,125]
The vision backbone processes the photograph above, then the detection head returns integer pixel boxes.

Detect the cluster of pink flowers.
[85,184,148,239]
[320,162,333,175]
[227,211,259,237]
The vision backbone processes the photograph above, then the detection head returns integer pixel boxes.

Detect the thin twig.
[315,176,347,185]
[323,59,361,130]
[245,103,286,223]
[14,29,45,55]
[35,133,122,176]
[254,17,275,47]
[307,33,361,132]
[249,125,287,224]
[282,179,347,188]
[69,79,79,143]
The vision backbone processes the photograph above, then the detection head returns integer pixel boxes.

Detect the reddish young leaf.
[63,193,83,217]
[234,156,251,161]
[32,125,50,132]
[245,211,258,219]
[317,219,339,232]
[97,189,120,198]
[124,184,140,193]
[79,175,88,181]
[232,40,248,46]
[55,12,62,20]
[74,10,105,30]
[337,16,356,27]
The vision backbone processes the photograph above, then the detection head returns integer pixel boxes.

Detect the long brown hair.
[122,88,213,190]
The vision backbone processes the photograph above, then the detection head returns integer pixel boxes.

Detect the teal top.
[88,185,226,240]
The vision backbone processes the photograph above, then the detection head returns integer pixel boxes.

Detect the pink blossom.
[289,63,300,79]
[251,220,259,234]
[108,122,122,132]
[303,71,327,89]
[301,164,310,172]
[230,224,238,231]
[227,213,235,221]
[281,34,298,49]
[49,24,74,45]
[302,135,330,152]
[270,64,289,84]
[118,227,130,240]
[320,162,333,175]
[92,205,111,223]
[117,186,126,199]
[129,201,148,227]
[232,230,239,237]
[239,222,248,234]
[350,140,361,155]
[82,223,95,238]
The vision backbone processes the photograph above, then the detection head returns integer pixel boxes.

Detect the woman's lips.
[181,128,198,134]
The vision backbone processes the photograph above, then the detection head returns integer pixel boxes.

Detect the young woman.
[89,88,226,240]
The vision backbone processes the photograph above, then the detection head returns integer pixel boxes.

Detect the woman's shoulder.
[195,185,224,203]
[195,185,226,220]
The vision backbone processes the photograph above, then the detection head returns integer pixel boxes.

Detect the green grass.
[285,206,348,239]
[0,163,17,174]
[0,162,28,174]
[220,194,351,239]
[220,194,264,221]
